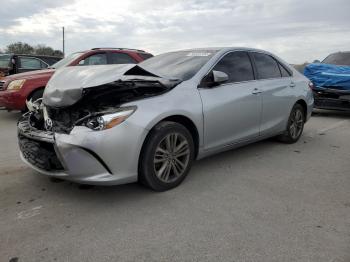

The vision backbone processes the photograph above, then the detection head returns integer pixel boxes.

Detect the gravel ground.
[0,109,349,262]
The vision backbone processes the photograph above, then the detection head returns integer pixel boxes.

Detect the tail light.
[308,81,314,90]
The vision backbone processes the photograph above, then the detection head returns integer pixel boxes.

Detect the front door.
[198,51,262,150]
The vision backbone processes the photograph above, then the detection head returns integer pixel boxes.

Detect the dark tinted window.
[213,51,254,83]
[279,63,291,77]
[78,53,107,66]
[40,57,62,65]
[139,50,217,80]
[109,53,136,64]
[40,61,48,68]
[322,52,350,66]
[138,53,153,60]
[253,53,281,79]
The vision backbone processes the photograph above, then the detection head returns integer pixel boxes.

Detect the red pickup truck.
[0,48,153,111]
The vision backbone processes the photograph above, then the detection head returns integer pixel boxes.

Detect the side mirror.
[212,70,229,85]
[313,60,320,63]
[199,70,229,88]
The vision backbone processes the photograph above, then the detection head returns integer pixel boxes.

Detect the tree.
[4,42,63,57]
[293,62,309,73]
[34,44,55,55]
[52,49,64,57]
[5,42,34,54]
[34,44,63,57]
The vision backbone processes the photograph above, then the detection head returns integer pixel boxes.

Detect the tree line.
[0,42,63,57]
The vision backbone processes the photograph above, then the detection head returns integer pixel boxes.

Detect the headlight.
[86,107,136,131]
[7,79,26,90]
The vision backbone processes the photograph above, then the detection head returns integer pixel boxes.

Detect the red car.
[0,48,153,111]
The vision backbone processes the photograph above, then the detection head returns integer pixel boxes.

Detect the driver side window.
[213,51,254,83]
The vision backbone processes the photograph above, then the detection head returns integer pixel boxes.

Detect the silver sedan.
[18,47,313,191]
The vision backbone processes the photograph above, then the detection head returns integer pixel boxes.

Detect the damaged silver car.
[17,48,314,191]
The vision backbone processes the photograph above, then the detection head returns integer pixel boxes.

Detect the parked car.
[0,53,61,77]
[0,48,153,111]
[17,47,313,191]
[304,51,350,111]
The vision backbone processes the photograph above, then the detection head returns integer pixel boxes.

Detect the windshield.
[322,53,350,66]
[0,54,11,68]
[138,50,217,80]
[50,52,83,69]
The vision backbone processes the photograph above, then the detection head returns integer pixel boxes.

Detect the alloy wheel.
[153,132,190,183]
[289,109,304,139]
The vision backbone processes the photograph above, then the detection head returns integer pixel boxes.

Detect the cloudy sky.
[0,0,349,63]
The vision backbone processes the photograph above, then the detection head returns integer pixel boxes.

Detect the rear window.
[322,53,350,66]
[252,52,281,79]
[0,54,11,68]
[40,57,62,65]
[138,53,153,60]
[279,64,291,77]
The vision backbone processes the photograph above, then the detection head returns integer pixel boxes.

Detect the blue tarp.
[304,63,350,90]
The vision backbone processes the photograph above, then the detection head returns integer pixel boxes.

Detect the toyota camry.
[18,47,314,191]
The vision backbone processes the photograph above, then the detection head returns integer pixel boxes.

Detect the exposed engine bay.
[27,78,180,134]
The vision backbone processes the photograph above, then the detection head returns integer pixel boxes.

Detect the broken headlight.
[85,106,136,131]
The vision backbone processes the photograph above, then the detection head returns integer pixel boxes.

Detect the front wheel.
[277,104,305,144]
[25,89,44,111]
[139,121,195,191]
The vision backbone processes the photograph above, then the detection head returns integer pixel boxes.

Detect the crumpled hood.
[304,63,350,90]
[43,64,136,107]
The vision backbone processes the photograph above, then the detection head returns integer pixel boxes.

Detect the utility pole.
[62,27,65,57]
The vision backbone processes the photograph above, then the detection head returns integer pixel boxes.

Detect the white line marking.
[17,206,42,220]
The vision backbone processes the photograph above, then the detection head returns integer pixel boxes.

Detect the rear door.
[250,52,294,135]
[199,51,262,150]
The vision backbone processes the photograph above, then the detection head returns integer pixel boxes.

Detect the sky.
[0,0,349,64]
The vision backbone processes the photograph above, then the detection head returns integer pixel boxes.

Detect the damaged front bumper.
[312,87,350,111]
[18,114,148,185]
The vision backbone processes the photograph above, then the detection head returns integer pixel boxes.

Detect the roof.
[90,47,149,53]
[167,47,272,53]
[1,53,62,59]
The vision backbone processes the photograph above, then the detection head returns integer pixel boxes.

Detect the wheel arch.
[138,114,200,169]
[27,86,46,101]
[295,99,307,121]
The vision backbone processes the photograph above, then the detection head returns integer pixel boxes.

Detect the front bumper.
[313,87,350,111]
[0,90,26,110]
[18,115,148,185]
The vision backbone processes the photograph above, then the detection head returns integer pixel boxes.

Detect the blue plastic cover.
[304,63,350,90]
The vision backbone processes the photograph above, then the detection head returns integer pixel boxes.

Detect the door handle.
[252,88,262,95]
[290,82,296,88]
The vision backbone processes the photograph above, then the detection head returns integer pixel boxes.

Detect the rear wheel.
[277,103,305,143]
[139,121,195,191]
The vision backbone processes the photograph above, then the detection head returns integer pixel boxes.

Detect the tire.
[139,121,195,191]
[277,103,305,144]
[25,89,44,111]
